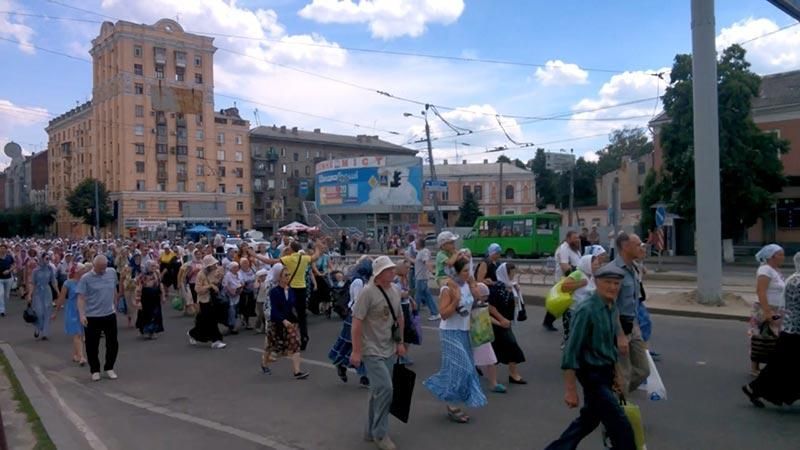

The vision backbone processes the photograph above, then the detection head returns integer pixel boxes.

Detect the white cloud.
[298,0,465,39]
[534,60,589,87]
[717,17,800,74]
[0,1,36,54]
[0,99,50,166]
[568,68,670,138]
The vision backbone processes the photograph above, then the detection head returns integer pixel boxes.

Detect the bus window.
[536,217,558,234]
[512,219,526,236]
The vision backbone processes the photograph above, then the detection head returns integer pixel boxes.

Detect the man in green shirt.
[545,263,635,450]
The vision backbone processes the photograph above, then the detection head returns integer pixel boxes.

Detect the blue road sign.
[655,206,666,228]
[423,180,448,192]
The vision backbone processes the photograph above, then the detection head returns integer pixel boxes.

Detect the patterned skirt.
[264,321,300,362]
[424,330,488,408]
[327,314,367,375]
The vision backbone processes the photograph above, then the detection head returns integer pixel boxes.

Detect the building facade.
[249,126,416,234]
[421,160,537,230]
[47,19,250,238]
[2,146,49,210]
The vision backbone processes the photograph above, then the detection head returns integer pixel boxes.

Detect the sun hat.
[202,255,219,269]
[371,255,397,279]
[436,231,459,247]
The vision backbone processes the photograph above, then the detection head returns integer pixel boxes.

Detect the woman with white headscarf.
[750,244,786,376]
[490,262,527,384]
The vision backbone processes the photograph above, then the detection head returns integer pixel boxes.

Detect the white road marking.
[32,366,109,450]
[48,370,300,450]
[247,347,354,372]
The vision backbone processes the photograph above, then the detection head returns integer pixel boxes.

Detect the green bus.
[462,212,562,258]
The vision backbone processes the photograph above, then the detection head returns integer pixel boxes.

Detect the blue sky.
[1,0,798,167]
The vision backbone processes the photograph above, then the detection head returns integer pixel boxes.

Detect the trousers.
[84,314,119,374]
[291,287,309,349]
[415,279,438,316]
[618,323,650,395]
[362,356,394,441]
[0,278,11,314]
[545,366,635,450]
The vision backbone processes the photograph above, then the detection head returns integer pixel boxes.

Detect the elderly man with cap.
[545,262,635,450]
[350,256,405,450]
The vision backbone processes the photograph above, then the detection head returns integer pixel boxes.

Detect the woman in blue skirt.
[328,257,372,387]
[54,263,89,365]
[424,258,487,423]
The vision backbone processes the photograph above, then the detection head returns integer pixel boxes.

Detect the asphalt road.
[1,295,797,450]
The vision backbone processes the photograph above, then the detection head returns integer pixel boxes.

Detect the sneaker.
[211,341,227,349]
[105,370,118,380]
[91,372,101,382]
[428,314,441,321]
[360,376,370,388]
[187,331,197,346]
[336,364,348,383]
[294,371,310,380]
[374,436,396,450]
[491,384,507,393]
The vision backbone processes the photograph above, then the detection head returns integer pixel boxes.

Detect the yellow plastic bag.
[545,278,572,318]
[622,400,646,450]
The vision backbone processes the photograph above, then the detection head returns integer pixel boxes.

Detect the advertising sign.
[316,156,423,210]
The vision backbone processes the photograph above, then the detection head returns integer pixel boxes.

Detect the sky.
[1,0,799,169]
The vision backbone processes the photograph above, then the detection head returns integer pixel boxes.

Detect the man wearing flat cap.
[545,262,635,450]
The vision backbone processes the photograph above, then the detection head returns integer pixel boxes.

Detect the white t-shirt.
[555,242,582,277]
[348,278,365,310]
[757,265,785,308]
[439,284,471,331]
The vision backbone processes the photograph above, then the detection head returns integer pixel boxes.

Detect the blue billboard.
[316,156,423,210]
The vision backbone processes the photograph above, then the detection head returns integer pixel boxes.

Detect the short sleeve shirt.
[352,283,402,358]
[76,268,118,317]
[280,253,311,289]
[435,250,452,280]
[757,265,785,308]
[415,248,431,281]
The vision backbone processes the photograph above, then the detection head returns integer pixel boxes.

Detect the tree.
[657,44,789,240]
[595,127,654,176]
[531,148,559,208]
[496,154,512,164]
[0,206,56,237]
[638,170,672,234]
[456,191,483,226]
[66,178,113,231]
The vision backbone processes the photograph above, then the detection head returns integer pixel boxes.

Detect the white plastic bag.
[644,351,667,401]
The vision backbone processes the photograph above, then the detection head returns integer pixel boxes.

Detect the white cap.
[436,231,459,247]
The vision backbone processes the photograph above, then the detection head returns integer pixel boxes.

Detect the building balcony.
[177,173,187,181]
[157,171,168,181]
[175,52,187,68]
[156,153,168,161]
[266,151,279,161]
[253,185,264,193]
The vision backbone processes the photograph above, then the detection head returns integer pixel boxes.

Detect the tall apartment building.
[47,19,250,238]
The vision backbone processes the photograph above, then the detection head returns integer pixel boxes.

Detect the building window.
[637,161,646,175]
[218,184,226,193]
[134,124,144,136]
[281,179,287,189]
[175,68,185,82]
[293,169,299,178]
[176,181,185,192]
[637,185,643,195]
[134,45,142,57]
[306,150,310,160]
[216,149,225,161]
[217,166,226,177]
[196,129,204,141]
[281,147,286,157]
[505,185,515,200]
[235,135,243,145]
[316,151,321,158]
[282,164,287,174]
[217,133,224,145]
[134,83,144,95]
[158,200,167,212]
[156,144,167,154]
[155,64,165,79]
[293,152,299,162]
[196,147,205,159]
[135,104,144,117]
[268,179,275,190]
[194,73,203,84]
[236,184,243,194]
[194,55,202,67]
[135,161,145,173]
[305,166,311,176]
[268,163,275,173]
[136,180,145,191]
[134,63,143,76]
[236,219,244,231]
[177,162,186,174]
[254,178,262,190]
[196,164,204,176]
[137,200,146,210]
[462,185,471,200]
[235,151,243,162]
[234,168,243,178]
[236,202,244,211]
[196,182,205,192]
[135,143,145,155]
[474,185,483,200]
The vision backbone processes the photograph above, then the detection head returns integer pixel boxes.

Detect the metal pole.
[424,105,444,234]
[691,0,722,305]
[94,179,100,238]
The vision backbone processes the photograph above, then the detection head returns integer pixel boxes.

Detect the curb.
[0,342,87,450]
[523,296,748,322]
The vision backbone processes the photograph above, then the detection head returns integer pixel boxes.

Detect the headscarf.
[350,257,373,283]
[496,263,518,298]
[577,254,594,277]
[487,243,502,256]
[584,244,607,257]
[755,244,783,264]
[269,263,285,287]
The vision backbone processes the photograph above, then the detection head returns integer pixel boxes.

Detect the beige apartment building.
[47,18,250,238]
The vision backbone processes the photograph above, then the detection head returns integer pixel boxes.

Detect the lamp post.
[404,107,444,234]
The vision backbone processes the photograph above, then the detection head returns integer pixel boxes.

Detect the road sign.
[423,180,448,192]
[655,206,666,228]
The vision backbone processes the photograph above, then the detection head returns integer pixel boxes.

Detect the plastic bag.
[622,399,646,450]
[644,351,667,400]
[545,279,572,318]
[117,296,128,315]
[171,295,184,311]
[470,306,495,347]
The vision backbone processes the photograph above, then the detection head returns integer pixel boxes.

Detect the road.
[0,296,797,450]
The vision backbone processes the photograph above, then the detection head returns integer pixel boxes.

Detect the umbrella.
[186,225,213,233]
[279,221,315,233]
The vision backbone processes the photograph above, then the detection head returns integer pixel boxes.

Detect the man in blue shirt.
[545,263,635,450]
[0,244,14,317]
[77,255,120,382]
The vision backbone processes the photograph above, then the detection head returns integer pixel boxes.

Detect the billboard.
[316,156,423,213]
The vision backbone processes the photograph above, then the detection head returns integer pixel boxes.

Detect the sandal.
[741,385,765,408]
[447,407,470,423]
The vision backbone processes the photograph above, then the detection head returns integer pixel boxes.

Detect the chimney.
[313,128,321,133]
[483,159,488,164]
[280,126,286,133]
[292,127,298,134]
[462,159,467,165]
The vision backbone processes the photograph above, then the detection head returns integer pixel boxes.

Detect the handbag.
[470,305,495,347]
[750,322,778,364]
[23,305,37,324]
[390,358,416,423]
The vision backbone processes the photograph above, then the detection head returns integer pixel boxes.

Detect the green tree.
[595,127,653,176]
[66,178,113,231]
[496,154,512,164]
[531,148,559,208]
[456,191,483,226]
[638,170,672,234]
[0,206,55,237]
[657,44,789,240]
[559,157,598,207]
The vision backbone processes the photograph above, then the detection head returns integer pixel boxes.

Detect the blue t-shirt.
[76,268,118,317]
[0,254,14,279]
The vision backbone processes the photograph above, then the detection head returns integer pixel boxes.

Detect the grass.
[0,351,56,450]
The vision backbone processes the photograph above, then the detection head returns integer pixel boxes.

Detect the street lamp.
[403,107,444,234]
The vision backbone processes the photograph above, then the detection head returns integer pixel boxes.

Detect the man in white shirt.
[544,231,582,331]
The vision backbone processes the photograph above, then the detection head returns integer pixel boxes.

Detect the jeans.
[618,324,650,395]
[0,278,11,314]
[362,356,394,441]
[545,366,635,450]
[84,314,119,374]
[415,279,438,316]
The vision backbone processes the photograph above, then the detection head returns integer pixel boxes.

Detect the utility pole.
[424,104,444,234]
[568,149,575,226]
[691,0,722,305]
[611,176,620,238]
[94,179,100,238]
[498,161,504,215]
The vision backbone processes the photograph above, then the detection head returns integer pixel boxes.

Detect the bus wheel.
[505,249,516,258]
